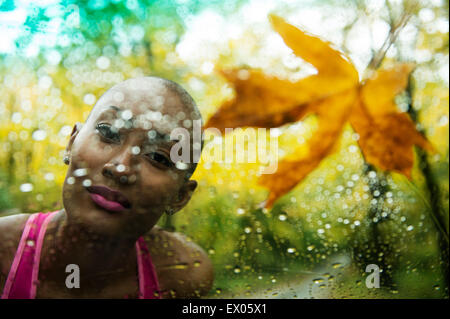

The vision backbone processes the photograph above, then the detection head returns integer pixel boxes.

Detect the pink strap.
[136,236,161,299]
[2,212,161,299]
[1,211,57,299]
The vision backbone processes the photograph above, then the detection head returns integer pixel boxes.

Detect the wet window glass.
[0,0,448,299]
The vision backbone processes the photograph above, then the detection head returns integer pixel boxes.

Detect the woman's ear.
[65,122,81,155]
[170,180,198,214]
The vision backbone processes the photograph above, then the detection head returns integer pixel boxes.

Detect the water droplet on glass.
[183,119,192,128]
[32,130,47,141]
[113,91,124,103]
[82,179,92,187]
[131,146,141,155]
[176,161,189,170]
[121,109,133,120]
[313,278,324,284]
[83,93,96,105]
[438,115,448,126]
[74,168,88,177]
[96,56,110,70]
[114,119,125,129]
[20,183,33,192]
[332,263,343,269]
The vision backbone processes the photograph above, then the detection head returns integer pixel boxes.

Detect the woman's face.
[62,78,198,237]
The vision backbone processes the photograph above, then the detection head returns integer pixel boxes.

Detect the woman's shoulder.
[0,213,33,288]
[142,226,214,298]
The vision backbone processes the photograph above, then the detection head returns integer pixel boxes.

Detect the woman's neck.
[40,209,140,284]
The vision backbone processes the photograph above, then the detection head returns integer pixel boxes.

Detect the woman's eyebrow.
[97,105,122,118]
[100,105,181,143]
[109,105,121,112]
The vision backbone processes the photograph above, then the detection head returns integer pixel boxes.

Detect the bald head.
[85,76,203,177]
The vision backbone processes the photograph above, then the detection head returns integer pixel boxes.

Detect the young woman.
[0,77,213,299]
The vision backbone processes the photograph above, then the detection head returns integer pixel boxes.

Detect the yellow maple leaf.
[206,14,433,208]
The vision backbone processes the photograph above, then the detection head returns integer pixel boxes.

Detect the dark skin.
[0,77,213,298]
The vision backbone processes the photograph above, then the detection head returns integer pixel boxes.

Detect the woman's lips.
[89,193,126,213]
[86,185,131,213]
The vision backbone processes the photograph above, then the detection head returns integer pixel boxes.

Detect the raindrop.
[11,112,22,123]
[287,248,296,254]
[313,278,324,284]
[67,177,75,184]
[176,161,189,170]
[183,119,192,128]
[96,56,110,70]
[114,119,125,129]
[278,213,287,221]
[83,93,96,105]
[131,146,141,155]
[32,130,47,141]
[233,266,241,274]
[82,179,92,187]
[121,110,133,120]
[438,115,448,126]
[20,183,33,192]
[237,208,245,215]
[74,168,88,177]
[113,91,124,103]
[176,111,186,121]
[59,125,72,136]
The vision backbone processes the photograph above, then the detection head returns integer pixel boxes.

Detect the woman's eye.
[96,123,120,143]
[147,152,173,168]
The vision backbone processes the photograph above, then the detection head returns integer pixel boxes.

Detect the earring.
[63,155,70,165]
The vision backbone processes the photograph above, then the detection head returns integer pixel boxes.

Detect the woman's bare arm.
[144,226,214,299]
[0,214,31,289]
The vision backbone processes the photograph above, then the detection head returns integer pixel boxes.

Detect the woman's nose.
[102,148,137,185]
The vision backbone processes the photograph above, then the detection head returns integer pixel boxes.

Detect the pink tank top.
[1,211,161,299]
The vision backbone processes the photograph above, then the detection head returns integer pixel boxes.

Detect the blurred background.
[0,0,448,298]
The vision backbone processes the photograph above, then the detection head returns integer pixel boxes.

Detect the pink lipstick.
[86,185,131,213]
[89,193,126,212]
